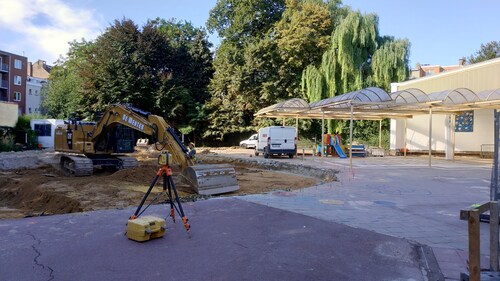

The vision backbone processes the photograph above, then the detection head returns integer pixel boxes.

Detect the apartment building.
[410,58,466,79]
[26,76,46,115]
[0,50,28,115]
[27,59,52,79]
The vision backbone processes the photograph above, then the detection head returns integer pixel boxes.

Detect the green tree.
[81,19,155,115]
[467,41,500,64]
[42,18,213,143]
[372,37,410,91]
[152,18,214,134]
[300,9,409,138]
[41,40,93,118]
[205,0,286,140]
[273,0,333,98]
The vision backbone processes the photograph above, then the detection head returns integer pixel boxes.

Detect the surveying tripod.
[130,152,190,235]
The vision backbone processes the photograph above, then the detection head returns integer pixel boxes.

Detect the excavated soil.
[0,149,323,219]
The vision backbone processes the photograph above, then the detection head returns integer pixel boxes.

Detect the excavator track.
[60,155,94,176]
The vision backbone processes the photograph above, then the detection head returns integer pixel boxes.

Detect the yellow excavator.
[54,103,239,195]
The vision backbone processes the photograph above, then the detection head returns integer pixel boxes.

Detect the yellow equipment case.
[126,216,166,242]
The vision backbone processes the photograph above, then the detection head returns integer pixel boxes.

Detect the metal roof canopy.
[255,87,500,120]
[255,87,500,169]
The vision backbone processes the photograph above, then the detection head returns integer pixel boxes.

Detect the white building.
[26,76,46,115]
[390,58,500,157]
[30,119,64,148]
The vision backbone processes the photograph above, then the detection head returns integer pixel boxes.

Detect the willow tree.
[301,64,325,102]
[301,10,410,136]
[372,37,410,91]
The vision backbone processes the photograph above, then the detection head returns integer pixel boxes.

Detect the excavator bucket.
[182,164,239,195]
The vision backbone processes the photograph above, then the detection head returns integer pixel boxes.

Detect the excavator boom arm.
[90,104,193,170]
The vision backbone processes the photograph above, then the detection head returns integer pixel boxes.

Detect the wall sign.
[455,111,474,132]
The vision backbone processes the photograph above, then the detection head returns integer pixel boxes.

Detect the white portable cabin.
[30,119,65,148]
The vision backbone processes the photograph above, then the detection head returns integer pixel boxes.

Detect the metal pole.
[492,110,499,201]
[404,119,407,158]
[295,116,299,136]
[452,114,456,160]
[349,105,353,169]
[428,107,432,168]
[296,116,299,156]
[378,119,382,148]
[490,201,499,271]
[282,118,285,126]
[321,111,325,158]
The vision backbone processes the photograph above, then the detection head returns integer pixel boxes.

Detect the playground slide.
[332,135,347,159]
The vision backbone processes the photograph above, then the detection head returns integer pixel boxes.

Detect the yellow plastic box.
[126,216,166,242]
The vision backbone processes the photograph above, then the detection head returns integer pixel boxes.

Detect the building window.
[29,89,32,95]
[35,90,38,96]
[34,124,51,137]
[14,75,21,85]
[29,108,32,113]
[14,92,21,101]
[14,59,22,69]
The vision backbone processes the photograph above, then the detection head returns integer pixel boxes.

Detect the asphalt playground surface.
[1,198,436,281]
[0,151,495,280]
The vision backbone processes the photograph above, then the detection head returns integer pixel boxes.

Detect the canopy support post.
[350,105,353,169]
[445,114,456,160]
[404,119,407,158]
[295,116,299,156]
[429,107,433,168]
[321,111,325,158]
[379,119,382,148]
[295,116,299,136]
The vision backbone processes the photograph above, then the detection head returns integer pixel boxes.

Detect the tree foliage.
[467,41,500,64]
[300,9,409,136]
[42,18,213,142]
[205,0,337,140]
[41,40,93,118]
[42,2,413,146]
[204,0,286,140]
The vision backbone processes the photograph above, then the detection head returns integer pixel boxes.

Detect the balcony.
[0,80,8,89]
[0,90,7,101]
[0,63,8,72]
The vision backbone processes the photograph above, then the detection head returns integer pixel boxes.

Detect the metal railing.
[0,80,8,89]
[481,144,494,159]
[460,201,499,281]
[0,63,8,72]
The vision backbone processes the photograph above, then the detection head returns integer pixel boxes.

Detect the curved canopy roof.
[390,88,430,104]
[427,88,480,105]
[310,87,391,109]
[256,98,309,116]
[255,87,500,120]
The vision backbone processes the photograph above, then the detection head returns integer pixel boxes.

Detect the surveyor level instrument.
[127,151,190,241]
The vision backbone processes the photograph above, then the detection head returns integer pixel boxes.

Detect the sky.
[0,0,499,67]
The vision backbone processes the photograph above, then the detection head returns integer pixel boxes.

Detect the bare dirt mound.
[0,152,324,219]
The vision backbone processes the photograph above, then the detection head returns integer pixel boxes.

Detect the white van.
[255,126,297,158]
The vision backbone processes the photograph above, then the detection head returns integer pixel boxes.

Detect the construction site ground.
[0,147,323,219]
[0,147,495,280]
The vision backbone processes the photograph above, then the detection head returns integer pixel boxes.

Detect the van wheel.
[242,144,247,149]
[263,148,270,159]
[288,154,294,159]
[255,151,259,156]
